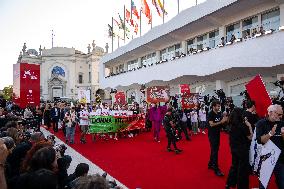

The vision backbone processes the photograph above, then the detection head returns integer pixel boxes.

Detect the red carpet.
[50,127,277,189]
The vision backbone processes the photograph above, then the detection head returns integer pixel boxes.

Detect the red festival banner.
[179,84,191,97]
[13,63,40,108]
[181,93,199,109]
[115,91,126,105]
[245,75,272,118]
[146,86,170,103]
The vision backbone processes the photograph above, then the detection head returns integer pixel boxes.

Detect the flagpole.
[112,17,114,52]
[131,0,133,39]
[151,12,153,29]
[196,0,198,5]
[124,5,126,43]
[177,0,180,14]
[118,36,120,48]
[163,0,165,24]
[140,9,142,37]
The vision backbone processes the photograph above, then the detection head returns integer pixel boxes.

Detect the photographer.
[163,108,182,154]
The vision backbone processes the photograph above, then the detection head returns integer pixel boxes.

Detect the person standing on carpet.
[208,100,228,177]
[79,105,89,144]
[149,103,164,142]
[163,108,182,154]
[225,108,253,189]
[256,104,284,189]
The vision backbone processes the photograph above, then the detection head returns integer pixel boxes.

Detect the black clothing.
[256,119,284,164]
[226,122,251,189]
[208,110,223,169]
[243,111,259,131]
[43,109,51,128]
[164,113,178,150]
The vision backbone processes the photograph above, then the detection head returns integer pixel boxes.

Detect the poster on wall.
[13,63,40,108]
[181,93,199,109]
[115,91,126,105]
[78,89,90,104]
[146,86,170,103]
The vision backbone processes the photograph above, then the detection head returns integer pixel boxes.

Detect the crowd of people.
[0,98,124,189]
[1,89,284,189]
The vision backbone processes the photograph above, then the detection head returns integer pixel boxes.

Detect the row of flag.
[107,0,168,42]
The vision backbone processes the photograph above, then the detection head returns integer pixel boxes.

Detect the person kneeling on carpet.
[163,108,182,154]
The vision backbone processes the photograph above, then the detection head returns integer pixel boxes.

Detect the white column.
[257,14,262,28]
[155,50,161,62]
[280,4,284,27]
[138,57,142,67]
[181,41,187,54]
[124,63,128,71]
[219,26,226,38]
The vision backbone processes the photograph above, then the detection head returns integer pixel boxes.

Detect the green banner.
[89,115,144,134]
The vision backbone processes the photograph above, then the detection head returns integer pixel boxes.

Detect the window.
[187,39,196,53]
[226,22,241,42]
[168,45,175,59]
[175,43,181,56]
[160,48,167,61]
[209,30,219,48]
[119,64,124,73]
[262,9,280,31]
[78,74,83,84]
[242,16,258,38]
[88,72,91,83]
[127,59,138,71]
[197,34,208,50]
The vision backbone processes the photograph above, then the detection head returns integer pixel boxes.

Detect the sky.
[0,0,206,89]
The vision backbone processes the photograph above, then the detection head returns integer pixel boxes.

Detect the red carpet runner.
[50,128,277,189]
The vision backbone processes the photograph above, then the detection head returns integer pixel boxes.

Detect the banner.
[146,86,170,103]
[13,63,40,108]
[245,75,272,117]
[179,84,190,97]
[115,91,126,105]
[89,115,145,133]
[181,93,199,109]
[78,89,90,104]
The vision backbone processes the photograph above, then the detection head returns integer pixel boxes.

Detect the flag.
[118,13,125,29]
[126,8,131,23]
[157,0,168,15]
[245,75,272,118]
[152,0,161,17]
[141,0,151,20]
[134,22,139,34]
[107,24,113,37]
[131,0,140,19]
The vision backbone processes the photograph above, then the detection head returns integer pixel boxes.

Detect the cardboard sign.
[146,86,170,103]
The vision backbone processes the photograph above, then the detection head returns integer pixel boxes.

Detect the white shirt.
[199,110,207,122]
[190,111,198,123]
[79,109,89,125]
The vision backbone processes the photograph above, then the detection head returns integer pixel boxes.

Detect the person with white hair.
[256,104,284,189]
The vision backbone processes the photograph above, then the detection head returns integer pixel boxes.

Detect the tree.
[2,85,13,101]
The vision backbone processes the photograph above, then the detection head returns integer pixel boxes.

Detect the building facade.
[18,41,105,101]
[100,0,284,106]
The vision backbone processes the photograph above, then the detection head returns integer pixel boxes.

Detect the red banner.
[179,84,191,97]
[181,93,199,109]
[146,86,170,103]
[245,75,272,118]
[13,63,40,108]
[115,91,126,105]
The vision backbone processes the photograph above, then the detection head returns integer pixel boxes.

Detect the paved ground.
[41,127,128,189]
